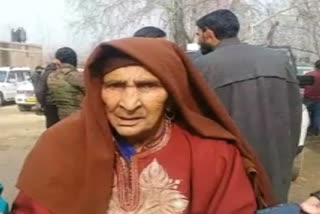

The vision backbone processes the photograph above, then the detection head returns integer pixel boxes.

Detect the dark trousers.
[44,105,60,128]
[304,98,320,135]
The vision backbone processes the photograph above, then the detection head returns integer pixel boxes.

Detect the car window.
[16,71,25,82]
[23,70,31,81]
[297,67,313,75]
[7,71,16,82]
[0,71,7,82]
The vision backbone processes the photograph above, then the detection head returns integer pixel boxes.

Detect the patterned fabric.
[108,122,188,213]
[108,159,188,214]
[47,64,85,119]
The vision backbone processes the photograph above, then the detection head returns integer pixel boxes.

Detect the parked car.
[15,81,37,111]
[292,103,310,180]
[291,75,315,180]
[0,67,31,106]
[297,65,313,75]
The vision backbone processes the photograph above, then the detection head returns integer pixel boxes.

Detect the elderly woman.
[12,38,274,214]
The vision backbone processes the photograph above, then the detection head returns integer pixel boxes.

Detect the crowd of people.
[1,9,319,214]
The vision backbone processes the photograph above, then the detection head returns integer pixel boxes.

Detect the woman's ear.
[165,96,174,110]
[165,97,176,121]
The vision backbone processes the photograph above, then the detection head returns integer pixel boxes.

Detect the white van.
[0,67,31,106]
[15,81,36,111]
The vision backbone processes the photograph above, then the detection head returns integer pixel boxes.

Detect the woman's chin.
[114,126,143,138]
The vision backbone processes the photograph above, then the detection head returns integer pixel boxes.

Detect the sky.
[0,0,165,58]
[0,0,279,58]
[0,0,90,56]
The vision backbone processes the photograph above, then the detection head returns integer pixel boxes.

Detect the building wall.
[0,42,43,69]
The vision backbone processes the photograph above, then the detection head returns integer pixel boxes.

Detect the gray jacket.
[195,37,302,203]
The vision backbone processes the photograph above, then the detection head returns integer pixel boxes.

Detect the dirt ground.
[0,104,319,206]
[0,105,44,203]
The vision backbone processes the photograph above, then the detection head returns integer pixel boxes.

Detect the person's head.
[55,47,78,67]
[315,60,320,71]
[91,49,169,143]
[102,65,169,142]
[133,26,167,39]
[196,9,240,54]
[35,65,43,70]
[35,65,44,73]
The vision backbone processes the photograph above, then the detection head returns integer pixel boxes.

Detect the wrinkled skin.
[101,66,168,147]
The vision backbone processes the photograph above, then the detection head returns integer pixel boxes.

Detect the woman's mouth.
[117,116,144,126]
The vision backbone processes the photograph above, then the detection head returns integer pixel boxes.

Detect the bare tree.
[240,0,320,61]
[295,0,320,57]
[68,0,320,61]
[67,0,241,48]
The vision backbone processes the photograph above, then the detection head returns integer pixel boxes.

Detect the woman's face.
[101,66,168,141]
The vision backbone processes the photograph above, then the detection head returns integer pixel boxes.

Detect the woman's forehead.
[103,65,160,81]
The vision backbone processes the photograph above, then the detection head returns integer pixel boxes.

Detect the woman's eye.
[104,83,126,89]
[137,83,160,89]
[140,84,154,89]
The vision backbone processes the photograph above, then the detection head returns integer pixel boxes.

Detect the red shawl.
[16,38,274,214]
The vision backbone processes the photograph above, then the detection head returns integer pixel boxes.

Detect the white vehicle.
[0,67,31,106]
[292,75,313,180]
[186,43,200,52]
[292,104,310,180]
[297,65,313,75]
[15,81,36,111]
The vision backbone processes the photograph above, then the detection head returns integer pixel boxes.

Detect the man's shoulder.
[47,71,58,81]
[58,64,76,74]
[67,70,83,78]
[61,65,82,78]
[195,43,289,73]
[244,44,289,61]
[47,71,63,86]
[194,51,217,67]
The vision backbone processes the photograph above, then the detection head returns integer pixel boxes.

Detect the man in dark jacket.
[35,63,60,128]
[47,47,85,120]
[195,9,302,203]
[31,66,44,89]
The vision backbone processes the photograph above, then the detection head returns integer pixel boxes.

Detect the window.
[7,71,16,82]
[16,71,25,82]
[23,70,31,81]
[0,71,7,82]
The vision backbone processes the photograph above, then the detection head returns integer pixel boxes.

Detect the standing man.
[35,63,60,128]
[31,66,44,115]
[304,60,320,136]
[195,9,302,203]
[47,47,85,120]
[31,66,44,89]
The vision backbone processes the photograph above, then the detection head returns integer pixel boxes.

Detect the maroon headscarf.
[17,38,274,214]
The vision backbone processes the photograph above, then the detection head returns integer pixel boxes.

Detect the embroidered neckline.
[114,120,172,211]
[114,120,172,159]
[109,159,188,214]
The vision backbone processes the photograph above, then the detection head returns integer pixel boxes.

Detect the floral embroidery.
[108,159,188,214]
